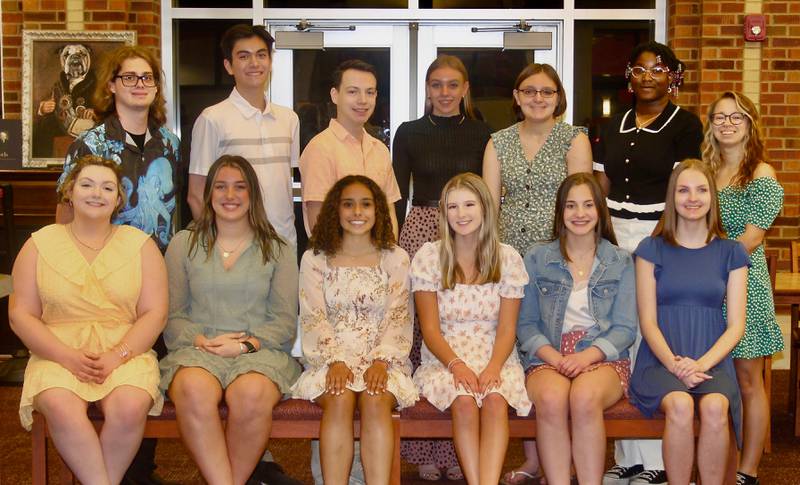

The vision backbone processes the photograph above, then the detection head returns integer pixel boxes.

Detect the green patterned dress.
[719,176,785,359]
[491,121,587,255]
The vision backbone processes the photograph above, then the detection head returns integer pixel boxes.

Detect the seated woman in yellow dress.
[11,154,168,485]
[159,155,300,485]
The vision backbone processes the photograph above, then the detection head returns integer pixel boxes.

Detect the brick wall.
[670,0,800,269]
[1,0,161,118]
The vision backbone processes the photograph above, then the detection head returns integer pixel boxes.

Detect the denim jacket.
[517,238,638,368]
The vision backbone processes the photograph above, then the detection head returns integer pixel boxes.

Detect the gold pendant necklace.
[218,237,246,259]
[635,112,660,129]
[69,223,113,252]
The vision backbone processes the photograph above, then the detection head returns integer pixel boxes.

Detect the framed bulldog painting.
[21,30,136,167]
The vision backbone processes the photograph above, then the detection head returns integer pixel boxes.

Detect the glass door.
[417,22,560,132]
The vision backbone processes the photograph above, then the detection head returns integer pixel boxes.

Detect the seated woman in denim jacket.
[517,173,637,485]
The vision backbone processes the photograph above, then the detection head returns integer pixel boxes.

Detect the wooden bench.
[30,397,738,484]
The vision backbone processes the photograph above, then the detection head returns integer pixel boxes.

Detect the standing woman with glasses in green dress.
[483,63,592,485]
[703,91,783,485]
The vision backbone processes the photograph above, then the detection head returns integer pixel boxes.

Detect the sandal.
[419,464,442,481]
[445,466,464,481]
[501,469,543,485]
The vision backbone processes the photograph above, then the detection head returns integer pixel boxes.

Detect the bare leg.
[168,367,231,485]
[97,385,153,484]
[34,388,111,485]
[527,369,571,485]
[225,373,282,485]
[358,391,397,485]
[569,367,623,485]
[479,393,510,485]
[317,390,357,485]
[734,357,768,476]
[451,395,481,485]
[697,393,731,485]
[660,391,695,485]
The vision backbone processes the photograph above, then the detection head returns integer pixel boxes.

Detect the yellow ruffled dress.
[18,224,164,430]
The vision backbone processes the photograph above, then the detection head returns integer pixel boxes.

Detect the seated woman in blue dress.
[517,173,637,485]
[630,158,749,485]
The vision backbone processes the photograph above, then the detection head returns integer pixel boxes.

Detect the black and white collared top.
[593,101,703,221]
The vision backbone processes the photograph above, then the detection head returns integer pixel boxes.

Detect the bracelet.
[116,342,132,362]
[447,357,463,373]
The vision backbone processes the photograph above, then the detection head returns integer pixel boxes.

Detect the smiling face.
[69,165,121,221]
[710,97,750,149]
[446,187,483,238]
[674,168,711,223]
[630,51,672,103]
[427,66,469,117]
[513,72,560,122]
[109,57,157,112]
[563,183,599,238]
[211,165,251,224]
[331,68,377,129]
[224,35,271,92]
[338,182,376,238]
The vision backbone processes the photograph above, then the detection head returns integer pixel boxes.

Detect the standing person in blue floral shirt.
[55,45,181,485]
[57,45,181,254]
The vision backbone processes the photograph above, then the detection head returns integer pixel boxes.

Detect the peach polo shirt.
[299,119,401,231]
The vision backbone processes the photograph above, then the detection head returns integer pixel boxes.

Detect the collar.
[619,101,680,134]
[542,238,621,267]
[329,118,373,145]
[104,115,160,145]
[229,87,273,119]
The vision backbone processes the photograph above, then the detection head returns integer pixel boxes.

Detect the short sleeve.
[745,177,784,230]
[499,244,529,299]
[633,236,662,266]
[562,123,588,152]
[726,240,751,273]
[189,111,220,176]
[409,241,440,292]
[298,137,335,202]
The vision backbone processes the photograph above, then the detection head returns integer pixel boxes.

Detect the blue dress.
[629,236,750,446]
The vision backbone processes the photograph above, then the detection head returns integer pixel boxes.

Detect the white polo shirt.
[190,87,299,246]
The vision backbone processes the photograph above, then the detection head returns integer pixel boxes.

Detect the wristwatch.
[242,340,257,354]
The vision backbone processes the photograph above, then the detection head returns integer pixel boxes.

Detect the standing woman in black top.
[393,54,491,482]
[595,41,703,485]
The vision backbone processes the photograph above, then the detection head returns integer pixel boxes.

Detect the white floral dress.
[411,241,532,415]
[291,246,418,409]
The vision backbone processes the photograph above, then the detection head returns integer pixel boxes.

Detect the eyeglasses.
[114,73,157,87]
[710,112,747,126]
[629,65,670,79]
[516,87,558,99]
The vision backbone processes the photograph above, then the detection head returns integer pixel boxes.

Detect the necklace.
[339,247,379,259]
[218,237,247,259]
[568,248,596,277]
[428,114,465,126]
[68,223,113,252]
[635,112,661,129]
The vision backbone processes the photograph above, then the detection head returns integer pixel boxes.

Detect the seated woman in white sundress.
[292,175,417,485]
[412,172,532,485]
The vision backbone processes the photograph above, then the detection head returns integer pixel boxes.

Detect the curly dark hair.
[626,41,686,93]
[308,175,395,255]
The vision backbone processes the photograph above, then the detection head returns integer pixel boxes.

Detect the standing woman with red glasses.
[703,91,783,485]
[596,41,703,485]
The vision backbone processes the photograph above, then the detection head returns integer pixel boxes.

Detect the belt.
[412,199,439,207]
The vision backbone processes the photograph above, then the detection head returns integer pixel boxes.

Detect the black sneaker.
[736,472,760,485]
[602,464,644,485]
[630,469,667,484]
[247,461,304,485]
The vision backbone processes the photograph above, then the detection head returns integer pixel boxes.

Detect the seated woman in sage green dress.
[159,155,300,485]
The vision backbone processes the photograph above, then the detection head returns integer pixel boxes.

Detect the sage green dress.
[491,121,587,255]
[719,177,785,359]
[159,230,301,393]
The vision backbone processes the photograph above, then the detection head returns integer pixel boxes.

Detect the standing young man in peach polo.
[299,59,400,237]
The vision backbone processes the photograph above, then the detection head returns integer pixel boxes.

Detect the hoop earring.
[668,86,673,94]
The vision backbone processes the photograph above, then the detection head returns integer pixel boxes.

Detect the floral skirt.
[527,330,631,397]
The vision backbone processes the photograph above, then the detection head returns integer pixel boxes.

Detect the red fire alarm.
[744,14,767,42]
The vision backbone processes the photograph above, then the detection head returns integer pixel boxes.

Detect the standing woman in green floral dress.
[703,91,784,485]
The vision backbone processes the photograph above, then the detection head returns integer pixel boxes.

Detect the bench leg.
[58,453,76,484]
[763,354,772,454]
[31,414,47,485]
[391,417,401,485]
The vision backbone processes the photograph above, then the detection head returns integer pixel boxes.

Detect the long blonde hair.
[652,158,726,246]
[438,173,501,289]
[424,55,478,119]
[702,91,769,187]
